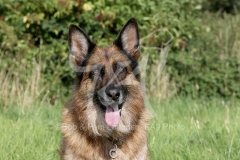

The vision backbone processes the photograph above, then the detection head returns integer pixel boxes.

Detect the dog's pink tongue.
[105,105,120,127]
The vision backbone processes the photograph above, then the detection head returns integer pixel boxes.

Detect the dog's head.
[68,18,145,136]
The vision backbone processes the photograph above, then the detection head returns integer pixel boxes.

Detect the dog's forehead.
[88,46,129,65]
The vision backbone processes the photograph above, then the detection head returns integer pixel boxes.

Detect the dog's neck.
[107,136,123,146]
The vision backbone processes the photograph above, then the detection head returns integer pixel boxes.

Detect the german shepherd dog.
[61,18,151,160]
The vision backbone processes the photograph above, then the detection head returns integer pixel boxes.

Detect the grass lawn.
[0,98,239,160]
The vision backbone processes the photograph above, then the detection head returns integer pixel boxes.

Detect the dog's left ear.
[113,18,140,61]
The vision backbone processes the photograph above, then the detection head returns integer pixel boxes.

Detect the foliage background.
[0,0,240,107]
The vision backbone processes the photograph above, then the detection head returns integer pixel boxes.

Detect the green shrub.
[202,0,240,13]
[166,12,240,98]
[0,0,239,104]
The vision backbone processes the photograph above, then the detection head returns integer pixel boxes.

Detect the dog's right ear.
[68,24,96,67]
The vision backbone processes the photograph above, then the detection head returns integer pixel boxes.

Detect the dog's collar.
[108,137,123,159]
[108,137,123,146]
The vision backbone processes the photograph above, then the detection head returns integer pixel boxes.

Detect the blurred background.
[0,0,240,107]
[1,0,240,159]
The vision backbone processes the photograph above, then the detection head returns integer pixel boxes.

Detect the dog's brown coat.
[60,18,151,160]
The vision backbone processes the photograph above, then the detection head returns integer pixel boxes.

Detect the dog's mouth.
[95,87,126,127]
[100,103,123,127]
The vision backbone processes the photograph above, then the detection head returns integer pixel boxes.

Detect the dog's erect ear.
[113,18,140,61]
[68,24,96,67]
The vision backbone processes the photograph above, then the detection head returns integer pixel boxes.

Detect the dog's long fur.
[60,18,151,160]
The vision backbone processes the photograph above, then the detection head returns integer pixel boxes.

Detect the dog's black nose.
[106,86,120,100]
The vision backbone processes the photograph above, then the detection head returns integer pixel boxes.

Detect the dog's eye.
[91,65,104,80]
[90,69,102,81]
[118,65,127,74]
[113,63,126,75]
[92,69,101,78]
[93,69,99,75]
[118,67,124,72]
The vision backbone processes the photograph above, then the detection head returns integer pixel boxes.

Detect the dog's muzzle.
[96,85,125,127]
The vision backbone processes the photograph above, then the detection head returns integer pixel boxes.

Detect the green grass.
[149,98,240,160]
[0,103,62,160]
[1,98,240,160]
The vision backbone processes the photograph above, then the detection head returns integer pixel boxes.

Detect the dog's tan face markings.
[84,46,132,89]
